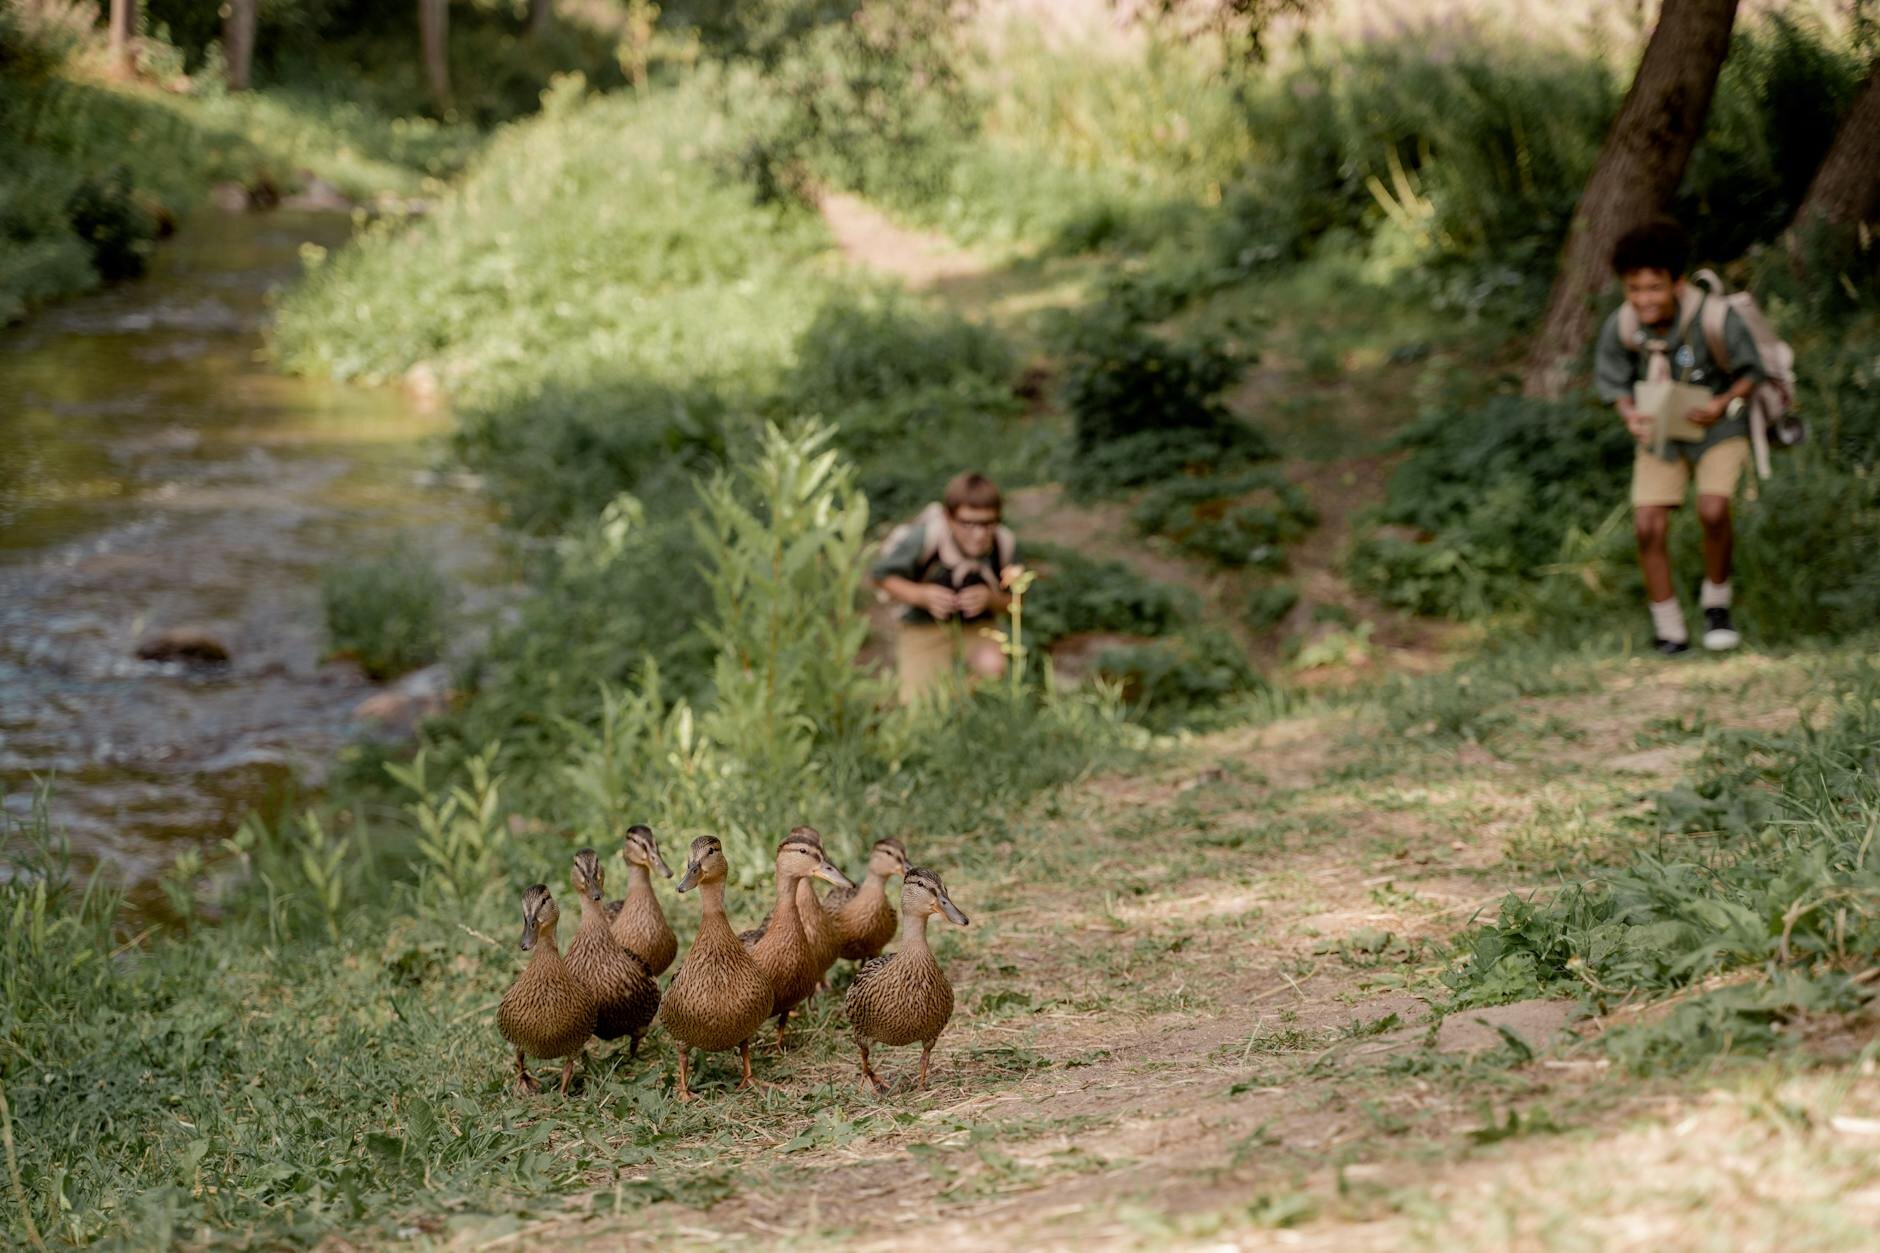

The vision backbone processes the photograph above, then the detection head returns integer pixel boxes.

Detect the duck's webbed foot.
[858,1041,889,1095]
[514,1050,541,1094]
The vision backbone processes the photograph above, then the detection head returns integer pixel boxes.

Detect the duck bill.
[519,915,540,951]
[654,850,674,879]
[938,894,969,926]
[814,860,855,890]
[586,882,603,902]
[676,864,701,893]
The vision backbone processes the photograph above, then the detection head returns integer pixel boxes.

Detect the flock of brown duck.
[496,824,970,1100]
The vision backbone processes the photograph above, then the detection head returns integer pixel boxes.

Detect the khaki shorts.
[895,622,1005,705]
[1632,436,1749,508]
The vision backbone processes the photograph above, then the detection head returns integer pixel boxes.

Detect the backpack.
[876,502,1016,616]
[1616,268,1803,479]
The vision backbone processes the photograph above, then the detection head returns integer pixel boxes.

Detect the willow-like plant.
[693,420,877,775]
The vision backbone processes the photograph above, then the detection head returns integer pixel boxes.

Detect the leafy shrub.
[1132,467,1316,568]
[322,546,452,680]
[63,166,157,282]
[1021,541,1198,644]
[789,291,1014,407]
[783,292,1039,525]
[1242,581,1299,632]
[729,0,978,206]
[1058,306,1271,494]
[1348,394,1632,618]
[1095,629,1265,728]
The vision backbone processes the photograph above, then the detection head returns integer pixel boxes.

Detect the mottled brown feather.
[565,894,660,1042]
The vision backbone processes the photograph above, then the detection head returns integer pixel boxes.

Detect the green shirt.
[1594,295,1766,463]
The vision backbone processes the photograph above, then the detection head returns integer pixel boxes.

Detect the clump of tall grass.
[321,545,453,680]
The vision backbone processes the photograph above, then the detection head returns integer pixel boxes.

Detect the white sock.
[1650,598,1688,643]
[1700,580,1732,610]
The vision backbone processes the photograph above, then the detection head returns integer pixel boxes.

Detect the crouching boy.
[870,472,1018,704]
[1595,219,1765,654]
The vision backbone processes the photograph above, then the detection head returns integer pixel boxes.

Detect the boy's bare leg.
[1696,494,1733,584]
[1634,505,1676,602]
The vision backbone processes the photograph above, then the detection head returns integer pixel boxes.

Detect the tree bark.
[107,0,137,77]
[224,0,258,92]
[1522,0,1741,399]
[1792,62,1880,231]
[528,0,554,39]
[419,0,450,110]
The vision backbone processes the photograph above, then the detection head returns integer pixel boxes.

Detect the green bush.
[1242,581,1299,632]
[728,0,978,207]
[788,291,1014,407]
[322,546,452,680]
[1094,629,1266,729]
[1348,394,1632,618]
[1057,305,1271,494]
[1132,467,1317,568]
[1021,542,1198,644]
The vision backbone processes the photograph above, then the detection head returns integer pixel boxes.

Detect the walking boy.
[1595,219,1765,654]
[870,472,1018,703]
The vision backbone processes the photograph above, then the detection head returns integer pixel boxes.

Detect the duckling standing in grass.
[659,836,775,1101]
[844,867,969,1093]
[743,825,846,990]
[606,823,677,976]
[496,884,596,1095]
[825,838,909,964]
[564,848,661,1058]
[746,828,854,1044]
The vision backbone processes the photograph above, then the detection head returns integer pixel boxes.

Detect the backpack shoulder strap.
[1615,302,1643,352]
[1691,268,1731,373]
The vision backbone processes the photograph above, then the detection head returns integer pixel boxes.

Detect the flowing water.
[0,209,505,901]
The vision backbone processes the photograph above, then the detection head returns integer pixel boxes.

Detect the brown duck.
[844,867,969,1093]
[741,825,845,988]
[745,827,853,1042]
[825,837,909,962]
[496,884,596,1094]
[658,836,775,1100]
[606,823,676,976]
[563,848,661,1056]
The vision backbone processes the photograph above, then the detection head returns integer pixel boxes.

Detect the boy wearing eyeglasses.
[870,471,1019,703]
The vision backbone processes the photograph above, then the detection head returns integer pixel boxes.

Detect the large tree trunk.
[1792,62,1880,232]
[107,0,137,77]
[1522,0,1740,399]
[224,0,258,92]
[528,0,554,39]
[419,0,450,110]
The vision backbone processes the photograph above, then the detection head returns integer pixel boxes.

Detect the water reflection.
[0,209,504,896]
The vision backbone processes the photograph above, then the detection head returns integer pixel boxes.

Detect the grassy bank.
[0,0,637,322]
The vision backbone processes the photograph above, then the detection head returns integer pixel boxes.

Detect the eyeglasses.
[951,517,999,532]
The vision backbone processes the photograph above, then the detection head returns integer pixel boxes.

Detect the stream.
[0,209,506,905]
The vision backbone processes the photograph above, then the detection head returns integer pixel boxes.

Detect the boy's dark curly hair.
[1611,218,1690,278]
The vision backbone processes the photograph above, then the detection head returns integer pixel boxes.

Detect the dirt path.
[469,649,1875,1250]
[820,191,992,291]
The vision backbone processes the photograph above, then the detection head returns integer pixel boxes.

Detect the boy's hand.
[1618,398,1653,443]
[919,585,960,620]
[956,586,992,618]
[1687,396,1728,428]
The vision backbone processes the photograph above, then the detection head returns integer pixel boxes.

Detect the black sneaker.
[1702,607,1740,651]
[1653,637,1691,656]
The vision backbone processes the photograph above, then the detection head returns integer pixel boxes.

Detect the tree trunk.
[419,0,450,110]
[224,0,258,92]
[107,0,137,77]
[1792,62,1880,231]
[1522,0,1740,399]
[528,0,554,39]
